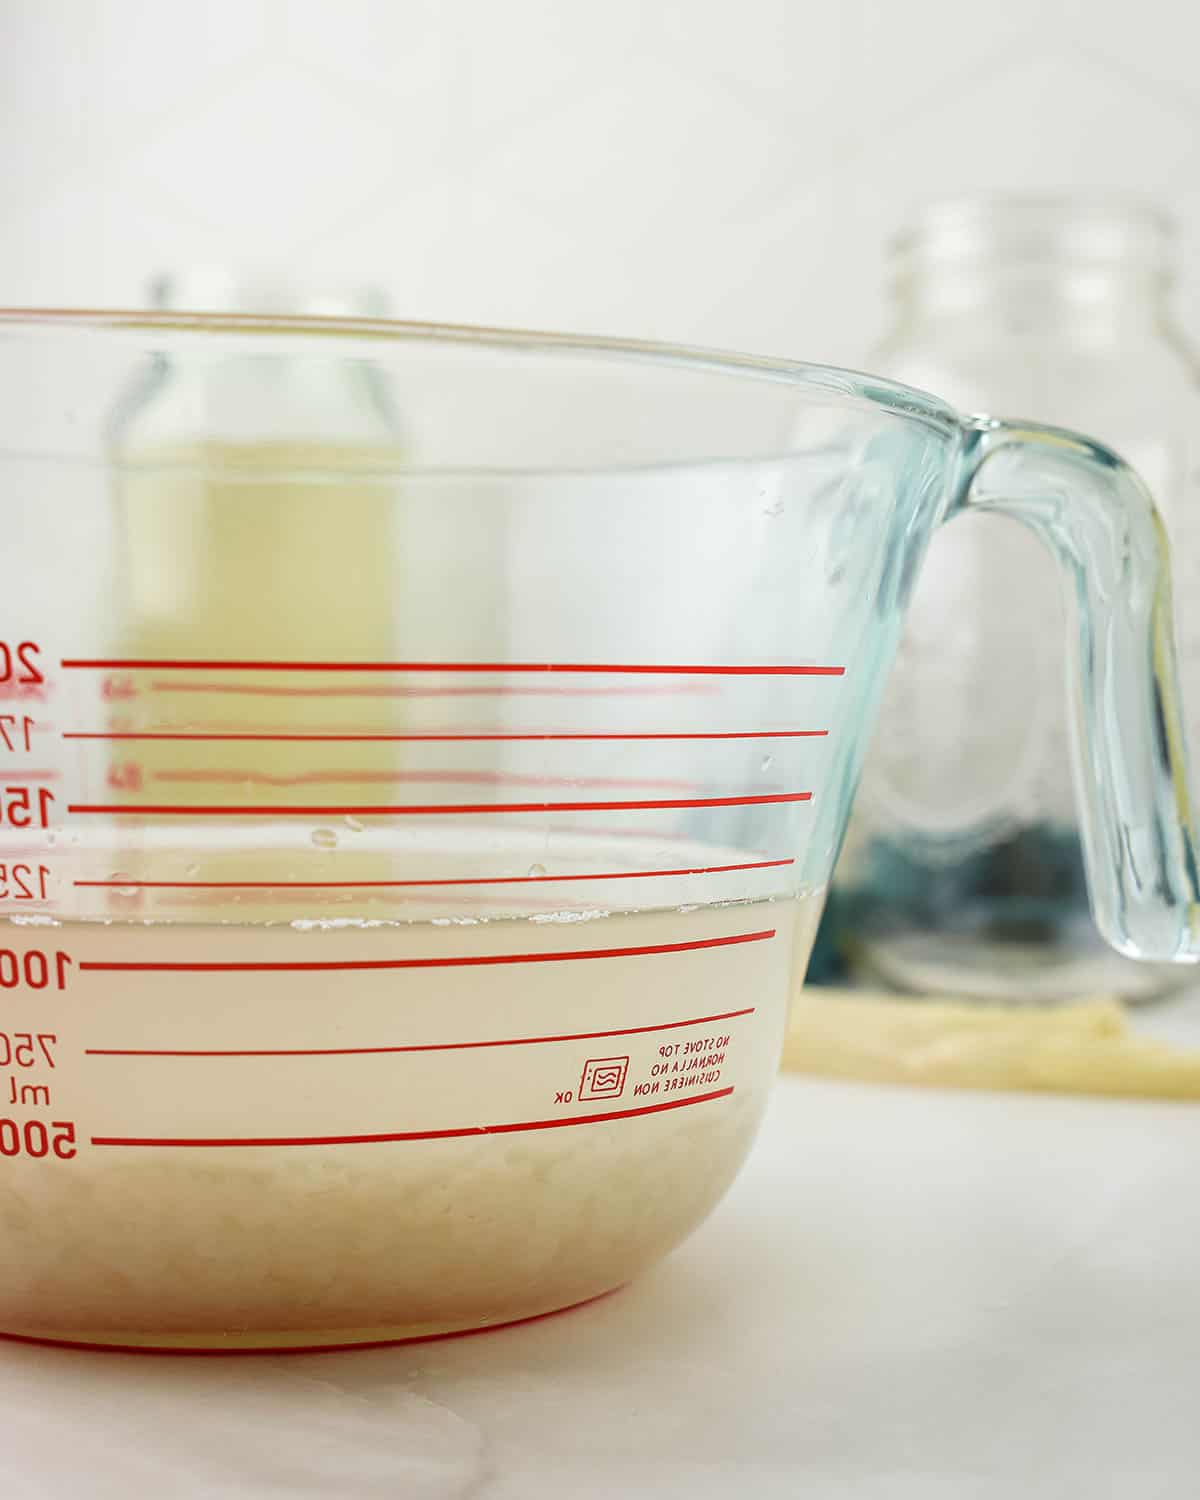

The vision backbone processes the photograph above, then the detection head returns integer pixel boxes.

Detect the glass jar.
[99,274,413,875]
[822,197,1200,1002]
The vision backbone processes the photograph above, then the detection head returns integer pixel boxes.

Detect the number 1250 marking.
[0,865,50,901]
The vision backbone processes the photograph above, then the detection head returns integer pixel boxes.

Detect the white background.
[4,15,1200,1490]
[4,0,1200,365]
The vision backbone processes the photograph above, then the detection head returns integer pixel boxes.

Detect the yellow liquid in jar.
[107,441,402,881]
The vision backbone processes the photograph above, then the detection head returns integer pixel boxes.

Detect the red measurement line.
[166,888,562,912]
[143,682,720,699]
[62,658,845,676]
[84,1005,756,1057]
[65,791,812,817]
[72,856,795,891]
[63,729,829,743]
[148,769,701,792]
[77,927,775,974]
[1,769,57,780]
[89,1085,734,1148]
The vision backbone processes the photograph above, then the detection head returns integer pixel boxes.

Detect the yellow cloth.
[782,990,1200,1101]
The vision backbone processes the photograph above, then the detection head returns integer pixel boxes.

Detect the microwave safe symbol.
[579,1056,630,1102]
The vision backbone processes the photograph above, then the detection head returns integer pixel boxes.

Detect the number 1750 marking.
[0,717,34,752]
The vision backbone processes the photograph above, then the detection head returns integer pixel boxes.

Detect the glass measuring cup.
[0,310,1195,1353]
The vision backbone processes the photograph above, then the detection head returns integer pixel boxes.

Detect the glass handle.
[951,417,1200,962]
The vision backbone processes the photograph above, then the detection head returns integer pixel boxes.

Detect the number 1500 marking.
[0,787,54,828]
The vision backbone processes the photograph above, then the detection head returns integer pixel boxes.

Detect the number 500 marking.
[0,1119,75,1159]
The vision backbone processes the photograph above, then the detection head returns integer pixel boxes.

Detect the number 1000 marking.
[0,950,70,989]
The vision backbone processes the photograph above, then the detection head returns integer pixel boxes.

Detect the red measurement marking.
[165,892,560,913]
[73,856,795,891]
[65,791,812,817]
[63,728,829,743]
[78,927,774,974]
[148,681,720,700]
[62,658,845,676]
[85,1005,756,1057]
[89,1085,734,1148]
[122,717,735,734]
[148,769,701,792]
[3,770,57,780]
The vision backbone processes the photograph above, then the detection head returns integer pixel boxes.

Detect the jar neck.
[889,197,1176,343]
[893,264,1172,340]
[108,271,402,446]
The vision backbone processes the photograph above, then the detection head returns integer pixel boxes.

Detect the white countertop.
[6,1065,1200,1498]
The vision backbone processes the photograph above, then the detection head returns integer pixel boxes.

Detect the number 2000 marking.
[0,643,43,686]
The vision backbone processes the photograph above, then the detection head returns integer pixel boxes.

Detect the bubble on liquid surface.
[344,815,365,833]
[290,916,389,932]
[760,754,774,772]
[310,828,338,850]
[530,908,608,925]
[527,862,547,878]
[109,872,138,898]
[185,863,201,879]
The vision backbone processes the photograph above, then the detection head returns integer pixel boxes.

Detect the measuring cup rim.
[0,307,961,440]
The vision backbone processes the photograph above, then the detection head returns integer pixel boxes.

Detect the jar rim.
[148,267,393,320]
[891,194,1175,274]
